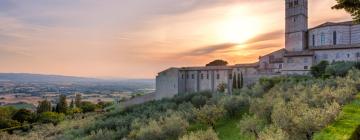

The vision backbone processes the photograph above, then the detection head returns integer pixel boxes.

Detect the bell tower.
[285,0,308,52]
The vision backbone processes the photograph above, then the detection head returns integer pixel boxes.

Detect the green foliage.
[11,109,34,123]
[0,119,21,130]
[206,59,228,66]
[238,114,265,139]
[75,93,82,108]
[129,113,188,140]
[220,96,248,117]
[311,61,329,78]
[314,95,360,140]
[217,83,227,93]
[191,95,207,108]
[325,61,358,77]
[258,125,289,140]
[80,101,97,113]
[37,100,52,114]
[332,0,360,23]
[0,106,17,119]
[194,105,225,128]
[180,128,219,140]
[38,112,65,125]
[56,94,68,114]
[84,129,117,140]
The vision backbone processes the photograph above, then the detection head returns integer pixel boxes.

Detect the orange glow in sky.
[0,0,352,78]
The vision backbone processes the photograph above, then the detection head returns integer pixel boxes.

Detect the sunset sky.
[0,0,352,79]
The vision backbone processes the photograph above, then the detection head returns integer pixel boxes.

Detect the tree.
[12,109,34,123]
[69,99,74,109]
[56,95,68,114]
[332,0,360,23]
[220,96,247,118]
[80,101,97,112]
[240,72,244,89]
[75,93,82,108]
[37,100,52,114]
[232,73,238,90]
[217,83,227,93]
[194,105,225,128]
[206,60,228,66]
[191,95,207,108]
[238,114,265,139]
[258,125,289,140]
[0,106,17,119]
[38,112,65,125]
[311,61,329,78]
[180,128,219,140]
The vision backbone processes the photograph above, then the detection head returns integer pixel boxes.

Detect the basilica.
[155,0,360,99]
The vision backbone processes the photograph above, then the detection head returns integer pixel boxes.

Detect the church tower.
[285,0,308,52]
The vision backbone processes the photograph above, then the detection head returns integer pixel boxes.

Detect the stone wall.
[314,48,360,63]
[352,25,360,44]
[309,25,351,48]
[282,56,313,75]
[155,68,179,100]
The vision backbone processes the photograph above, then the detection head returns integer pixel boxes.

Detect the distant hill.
[0,73,100,82]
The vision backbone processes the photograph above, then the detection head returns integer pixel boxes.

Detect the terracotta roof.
[259,49,285,58]
[309,21,356,30]
[284,50,314,57]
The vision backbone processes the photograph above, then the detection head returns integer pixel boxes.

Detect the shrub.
[311,61,329,78]
[129,113,189,140]
[258,125,289,140]
[194,105,225,128]
[0,119,21,129]
[220,96,247,117]
[191,95,207,108]
[84,129,117,140]
[238,114,265,138]
[180,128,219,140]
[37,100,52,114]
[38,112,65,125]
[81,101,97,113]
[12,109,34,123]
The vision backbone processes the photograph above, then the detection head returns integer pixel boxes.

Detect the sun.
[215,6,262,44]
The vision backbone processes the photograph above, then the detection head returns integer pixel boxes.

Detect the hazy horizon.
[0,0,352,78]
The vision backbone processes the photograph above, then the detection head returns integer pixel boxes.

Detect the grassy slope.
[313,94,360,140]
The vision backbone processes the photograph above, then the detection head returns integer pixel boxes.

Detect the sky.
[0,0,352,79]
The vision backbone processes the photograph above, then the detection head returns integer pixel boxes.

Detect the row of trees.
[232,72,244,90]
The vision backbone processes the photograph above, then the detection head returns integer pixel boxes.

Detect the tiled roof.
[180,66,233,71]
[233,62,259,68]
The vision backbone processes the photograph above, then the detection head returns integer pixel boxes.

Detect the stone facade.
[155,0,360,99]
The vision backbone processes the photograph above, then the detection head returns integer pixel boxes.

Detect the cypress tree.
[56,95,68,114]
[70,99,74,109]
[75,93,82,108]
[37,100,52,114]
[240,72,244,89]
[237,73,241,89]
[232,72,237,89]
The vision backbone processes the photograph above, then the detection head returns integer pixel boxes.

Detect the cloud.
[183,43,238,56]
[244,30,283,44]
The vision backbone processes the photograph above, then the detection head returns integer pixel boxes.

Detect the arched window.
[312,34,315,46]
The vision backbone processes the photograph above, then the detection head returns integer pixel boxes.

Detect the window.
[186,74,189,79]
[279,64,283,69]
[216,74,220,79]
[333,31,337,45]
[304,66,308,70]
[321,33,325,45]
[229,73,232,79]
[357,52,360,57]
[288,2,293,8]
[314,55,317,60]
[206,73,209,79]
[191,74,194,79]
[293,17,296,22]
[181,74,184,79]
[312,34,315,46]
[347,54,350,58]
[201,74,204,79]
[294,0,299,6]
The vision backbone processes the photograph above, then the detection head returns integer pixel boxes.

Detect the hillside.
[0,73,99,83]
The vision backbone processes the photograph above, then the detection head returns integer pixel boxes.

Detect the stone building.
[155,0,360,99]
